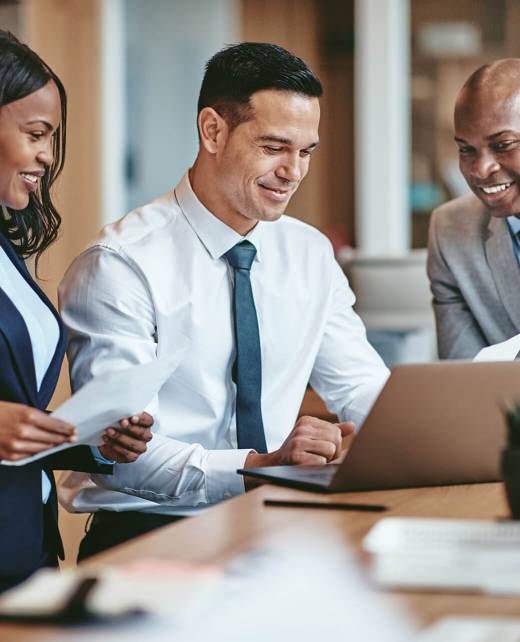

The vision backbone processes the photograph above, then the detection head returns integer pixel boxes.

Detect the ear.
[198,107,228,155]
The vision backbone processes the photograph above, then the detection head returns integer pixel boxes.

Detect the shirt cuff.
[203,449,251,503]
[90,446,115,465]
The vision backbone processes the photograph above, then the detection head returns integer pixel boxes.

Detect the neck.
[189,157,257,236]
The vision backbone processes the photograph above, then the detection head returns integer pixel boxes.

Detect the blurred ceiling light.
[417,22,481,58]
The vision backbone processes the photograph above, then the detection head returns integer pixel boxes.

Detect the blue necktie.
[224,241,267,453]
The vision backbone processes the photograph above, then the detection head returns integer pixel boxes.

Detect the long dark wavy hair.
[0,30,67,268]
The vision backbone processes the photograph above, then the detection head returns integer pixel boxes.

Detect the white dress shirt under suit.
[58,172,389,516]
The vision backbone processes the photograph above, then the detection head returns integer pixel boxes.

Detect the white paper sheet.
[473,334,520,362]
[363,517,520,595]
[1,336,189,466]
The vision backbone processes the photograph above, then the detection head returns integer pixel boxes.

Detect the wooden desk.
[1,482,518,640]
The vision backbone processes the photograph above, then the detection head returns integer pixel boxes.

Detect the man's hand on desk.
[243,416,355,489]
[99,412,154,463]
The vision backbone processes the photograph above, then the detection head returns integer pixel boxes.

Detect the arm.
[427,211,487,359]
[245,255,388,483]
[308,260,389,427]
[59,246,249,506]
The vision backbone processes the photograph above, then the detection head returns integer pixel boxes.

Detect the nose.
[276,154,304,183]
[36,137,54,168]
[470,150,500,181]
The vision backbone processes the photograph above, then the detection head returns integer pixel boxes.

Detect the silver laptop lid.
[331,361,520,491]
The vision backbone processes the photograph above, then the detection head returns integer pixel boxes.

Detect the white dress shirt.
[58,172,389,515]
[0,246,60,503]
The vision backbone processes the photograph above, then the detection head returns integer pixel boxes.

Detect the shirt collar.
[507,215,520,239]
[174,172,262,262]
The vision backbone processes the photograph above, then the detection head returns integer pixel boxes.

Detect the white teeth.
[21,173,38,184]
[481,182,512,194]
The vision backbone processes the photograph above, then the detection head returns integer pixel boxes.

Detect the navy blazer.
[0,234,112,580]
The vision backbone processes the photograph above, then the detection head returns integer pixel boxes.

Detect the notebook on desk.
[238,361,520,492]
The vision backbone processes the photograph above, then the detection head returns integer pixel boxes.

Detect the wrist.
[244,450,274,469]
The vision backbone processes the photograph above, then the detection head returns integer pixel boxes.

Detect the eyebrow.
[454,130,520,144]
[256,135,320,150]
[487,130,520,139]
[26,120,55,131]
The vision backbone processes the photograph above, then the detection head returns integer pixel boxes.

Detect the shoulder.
[89,190,183,254]
[60,191,185,290]
[431,194,490,237]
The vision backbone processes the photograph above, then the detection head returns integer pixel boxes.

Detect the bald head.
[454,59,520,218]
[457,59,520,113]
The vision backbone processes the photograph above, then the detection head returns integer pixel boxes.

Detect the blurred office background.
[2,0,519,559]
[4,0,519,370]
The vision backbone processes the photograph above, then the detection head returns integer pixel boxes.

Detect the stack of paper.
[363,517,520,594]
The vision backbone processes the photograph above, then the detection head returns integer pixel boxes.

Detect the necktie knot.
[224,240,256,271]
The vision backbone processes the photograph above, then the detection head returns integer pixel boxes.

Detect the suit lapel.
[485,215,520,334]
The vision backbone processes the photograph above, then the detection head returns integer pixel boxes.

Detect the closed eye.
[457,145,475,155]
[492,140,516,152]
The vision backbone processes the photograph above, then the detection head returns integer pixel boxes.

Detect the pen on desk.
[263,499,387,512]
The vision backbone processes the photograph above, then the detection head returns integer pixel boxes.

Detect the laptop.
[237,361,520,492]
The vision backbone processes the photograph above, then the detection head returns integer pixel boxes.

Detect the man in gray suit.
[428,59,520,359]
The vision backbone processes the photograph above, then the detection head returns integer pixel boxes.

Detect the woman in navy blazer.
[0,31,153,592]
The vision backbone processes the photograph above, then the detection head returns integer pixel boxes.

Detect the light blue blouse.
[0,246,60,503]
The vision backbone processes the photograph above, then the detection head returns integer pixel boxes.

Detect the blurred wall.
[124,0,239,213]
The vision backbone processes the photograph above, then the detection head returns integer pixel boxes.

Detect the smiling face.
[0,80,61,210]
[455,85,520,217]
[203,89,320,234]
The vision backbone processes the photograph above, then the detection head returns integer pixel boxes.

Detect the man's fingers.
[337,421,356,437]
[103,432,148,454]
[289,437,336,462]
[106,425,152,442]
[118,412,154,431]
[295,452,328,466]
[130,412,154,427]
[123,424,153,441]
[101,441,140,462]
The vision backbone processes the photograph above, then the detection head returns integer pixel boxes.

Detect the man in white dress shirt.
[59,42,388,558]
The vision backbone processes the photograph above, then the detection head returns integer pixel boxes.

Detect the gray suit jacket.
[427,193,520,359]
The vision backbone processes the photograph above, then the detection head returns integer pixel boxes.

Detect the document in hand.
[474,333,520,361]
[1,336,189,466]
[363,517,520,595]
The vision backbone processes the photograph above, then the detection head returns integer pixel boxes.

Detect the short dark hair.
[197,42,323,130]
[0,30,67,268]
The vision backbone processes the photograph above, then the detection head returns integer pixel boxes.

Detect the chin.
[4,193,29,211]
[260,209,285,222]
